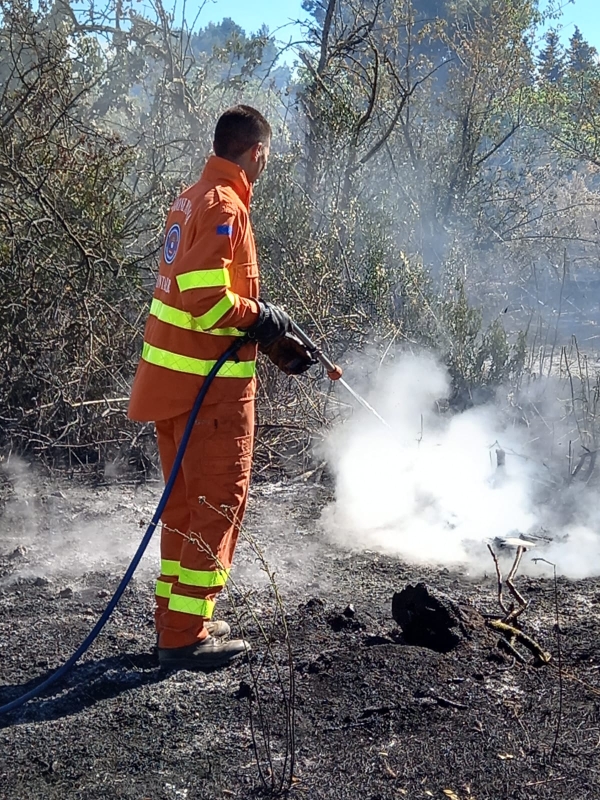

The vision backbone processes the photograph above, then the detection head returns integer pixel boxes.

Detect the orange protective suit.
[128,156,261,648]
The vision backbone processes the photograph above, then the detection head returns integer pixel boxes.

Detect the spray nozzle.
[291,322,343,382]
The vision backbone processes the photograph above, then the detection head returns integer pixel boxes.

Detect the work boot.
[158,635,251,670]
[206,619,230,638]
[154,620,230,653]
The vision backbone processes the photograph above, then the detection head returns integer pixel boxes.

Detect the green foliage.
[439,284,525,402]
[531,22,600,167]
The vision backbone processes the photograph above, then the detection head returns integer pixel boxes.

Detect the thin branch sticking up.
[487,543,551,666]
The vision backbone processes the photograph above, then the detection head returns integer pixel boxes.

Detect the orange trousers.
[154,398,254,649]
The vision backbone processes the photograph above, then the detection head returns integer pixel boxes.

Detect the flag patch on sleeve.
[216,224,233,236]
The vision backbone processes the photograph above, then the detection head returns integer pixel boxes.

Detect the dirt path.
[1,478,600,799]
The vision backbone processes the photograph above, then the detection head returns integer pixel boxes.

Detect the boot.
[206,620,230,638]
[154,620,230,653]
[158,635,251,670]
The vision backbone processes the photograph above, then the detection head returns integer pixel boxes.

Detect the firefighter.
[128,105,314,669]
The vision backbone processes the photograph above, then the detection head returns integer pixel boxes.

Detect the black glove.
[245,300,291,346]
[260,333,317,375]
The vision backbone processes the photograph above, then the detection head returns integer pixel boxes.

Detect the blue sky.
[191,0,309,39]
[540,0,600,51]
[191,0,600,55]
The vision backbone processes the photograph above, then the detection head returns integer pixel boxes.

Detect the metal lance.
[291,322,391,429]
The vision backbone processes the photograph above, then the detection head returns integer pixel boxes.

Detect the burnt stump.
[392,582,471,653]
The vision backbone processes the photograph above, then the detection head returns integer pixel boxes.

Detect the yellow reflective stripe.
[150,298,196,330]
[149,297,244,337]
[197,292,235,329]
[177,268,231,291]
[202,326,245,337]
[142,342,256,378]
[168,594,215,618]
[179,567,230,588]
[160,559,180,577]
[156,579,173,599]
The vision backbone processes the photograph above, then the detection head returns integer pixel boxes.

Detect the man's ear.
[250,142,263,162]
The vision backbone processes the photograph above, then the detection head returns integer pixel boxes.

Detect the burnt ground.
[1,477,600,799]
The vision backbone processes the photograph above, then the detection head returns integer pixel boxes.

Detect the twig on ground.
[488,620,552,665]
[505,546,529,621]
[487,544,508,615]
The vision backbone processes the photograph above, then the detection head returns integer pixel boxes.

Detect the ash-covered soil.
[1,476,600,799]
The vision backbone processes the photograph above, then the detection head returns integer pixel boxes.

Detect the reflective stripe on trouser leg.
[156,578,175,599]
[154,416,190,638]
[158,398,254,649]
[156,559,182,600]
[167,594,215,617]
[179,566,229,587]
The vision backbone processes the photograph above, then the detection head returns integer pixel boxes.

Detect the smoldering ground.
[0,459,330,596]
[3,436,600,800]
[4,366,600,800]
[0,459,161,583]
[320,350,600,578]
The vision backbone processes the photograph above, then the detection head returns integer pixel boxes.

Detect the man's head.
[213,105,271,184]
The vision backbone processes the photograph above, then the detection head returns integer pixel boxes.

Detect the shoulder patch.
[163,223,181,264]
[216,224,233,236]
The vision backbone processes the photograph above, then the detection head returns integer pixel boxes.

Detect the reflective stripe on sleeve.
[149,297,244,337]
[142,342,256,378]
[168,594,216,618]
[179,567,230,588]
[196,291,236,329]
[177,268,231,292]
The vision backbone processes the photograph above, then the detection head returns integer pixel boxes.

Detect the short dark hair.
[213,105,272,160]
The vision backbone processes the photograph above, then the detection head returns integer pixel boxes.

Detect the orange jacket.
[128,157,261,422]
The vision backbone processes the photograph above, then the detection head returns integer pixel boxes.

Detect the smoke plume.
[320,351,600,578]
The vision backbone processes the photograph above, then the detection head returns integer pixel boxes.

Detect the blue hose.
[0,338,247,715]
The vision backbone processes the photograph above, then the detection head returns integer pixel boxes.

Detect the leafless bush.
[0,0,153,470]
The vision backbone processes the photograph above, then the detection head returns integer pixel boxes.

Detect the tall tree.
[538,28,565,83]
[566,25,597,75]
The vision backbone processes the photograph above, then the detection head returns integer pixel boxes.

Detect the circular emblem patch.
[163,223,181,265]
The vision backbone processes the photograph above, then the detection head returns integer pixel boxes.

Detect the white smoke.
[320,351,600,578]
[0,457,160,583]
